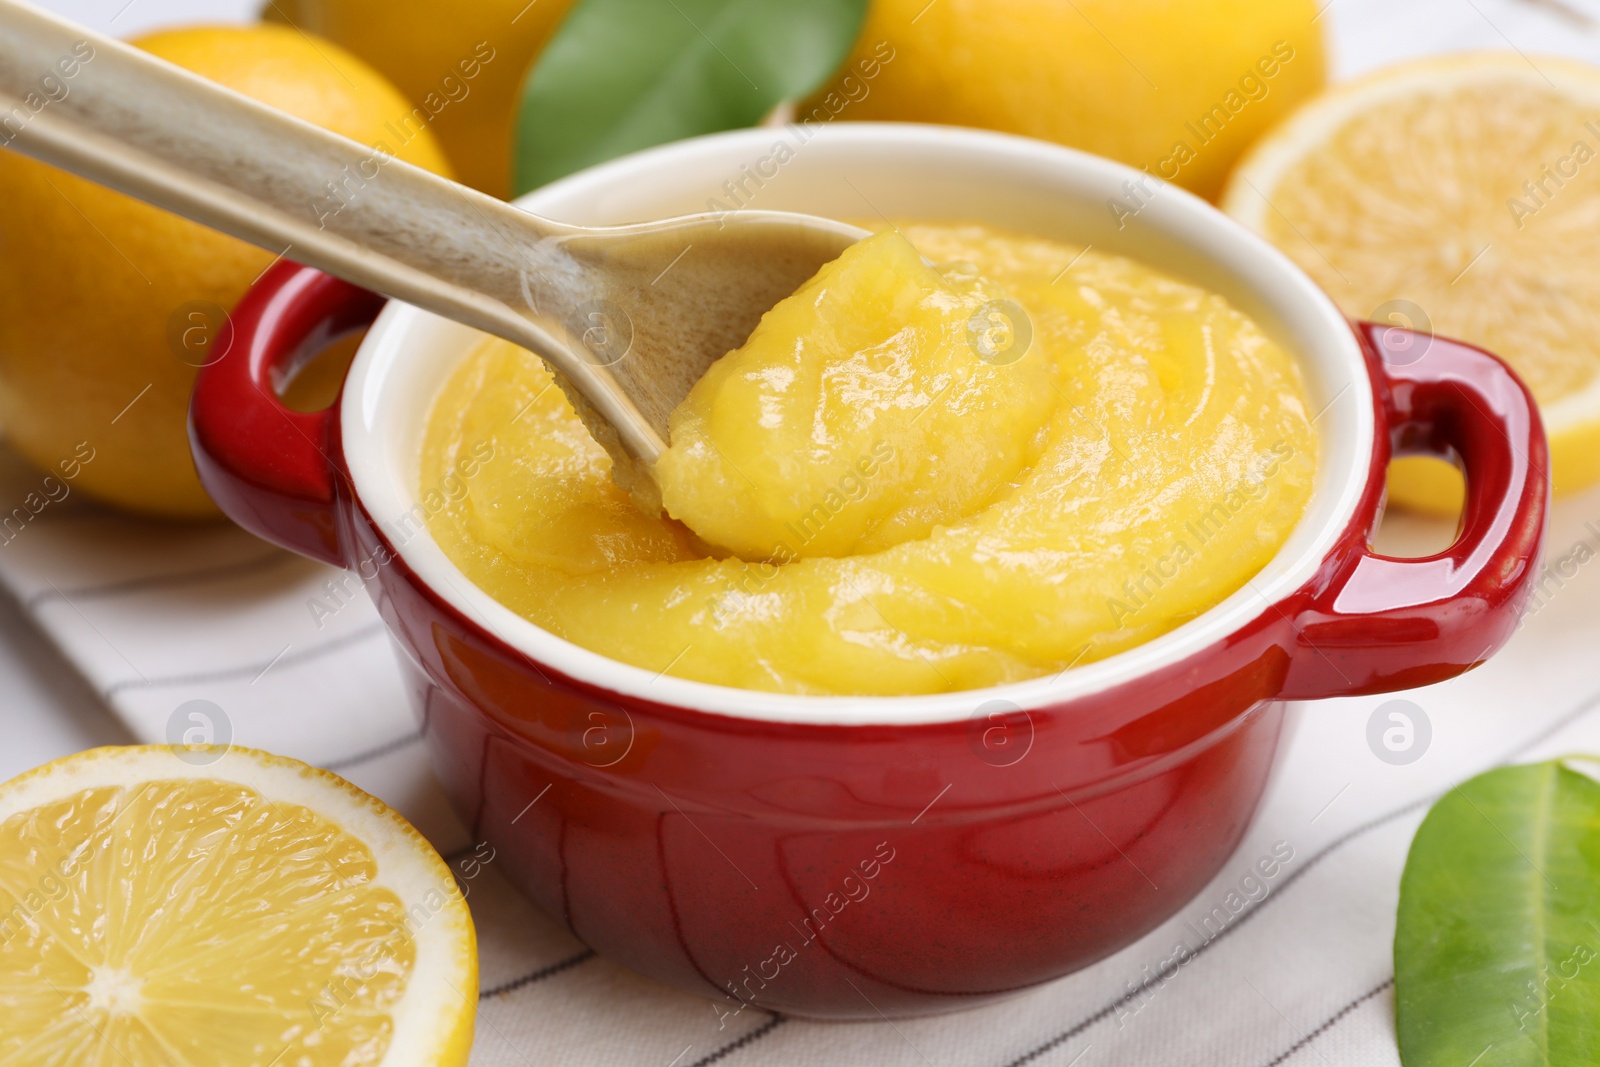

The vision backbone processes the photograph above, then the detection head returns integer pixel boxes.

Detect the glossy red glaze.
[190,265,1549,1018]
[1280,321,1549,698]
[189,263,383,566]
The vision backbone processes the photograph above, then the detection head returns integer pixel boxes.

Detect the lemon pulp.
[421,223,1317,696]
[0,776,412,1064]
[1222,54,1600,509]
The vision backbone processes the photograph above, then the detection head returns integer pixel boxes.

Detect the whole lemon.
[265,0,576,197]
[0,25,450,519]
[805,0,1326,201]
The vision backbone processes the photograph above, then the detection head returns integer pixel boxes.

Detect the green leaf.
[511,0,868,195]
[1396,761,1600,1066]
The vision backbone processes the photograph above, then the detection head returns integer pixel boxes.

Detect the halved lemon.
[0,745,476,1066]
[1222,53,1600,513]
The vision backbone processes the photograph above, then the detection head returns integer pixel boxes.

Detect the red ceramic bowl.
[191,125,1547,1019]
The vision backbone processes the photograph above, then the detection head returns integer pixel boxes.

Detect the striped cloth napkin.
[4,433,1600,1067]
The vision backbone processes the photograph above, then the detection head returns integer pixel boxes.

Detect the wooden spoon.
[0,0,866,502]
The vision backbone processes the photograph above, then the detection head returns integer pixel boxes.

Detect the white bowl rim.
[340,123,1374,727]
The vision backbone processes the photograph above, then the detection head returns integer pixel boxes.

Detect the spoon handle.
[0,0,607,415]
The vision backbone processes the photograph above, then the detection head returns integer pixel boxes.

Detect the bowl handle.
[1279,322,1549,700]
[190,263,384,566]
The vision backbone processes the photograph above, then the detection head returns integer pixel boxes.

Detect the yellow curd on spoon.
[418,223,1317,696]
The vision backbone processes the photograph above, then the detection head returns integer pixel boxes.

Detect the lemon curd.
[419,223,1317,696]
